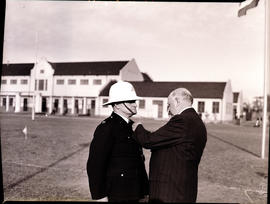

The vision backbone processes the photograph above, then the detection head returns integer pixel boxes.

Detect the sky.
[2,0,268,103]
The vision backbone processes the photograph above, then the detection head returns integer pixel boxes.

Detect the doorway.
[42,97,47,113]
[152,100,163,118]
[23,98,28,111]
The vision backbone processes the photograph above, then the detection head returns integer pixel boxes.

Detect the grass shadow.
[5,143,90,191]
[208,133,260,158]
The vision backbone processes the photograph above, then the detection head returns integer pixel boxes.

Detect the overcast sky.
[2,0,268,102]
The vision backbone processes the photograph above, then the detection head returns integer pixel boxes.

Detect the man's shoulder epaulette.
[100,115,114,125]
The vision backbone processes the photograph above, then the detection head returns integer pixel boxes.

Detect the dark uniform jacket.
[86,112,149,201]
[133,108,207,203]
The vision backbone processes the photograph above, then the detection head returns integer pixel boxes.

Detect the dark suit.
[86,112,149,201]
[133,108,207,203]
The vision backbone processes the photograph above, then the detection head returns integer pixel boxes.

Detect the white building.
[0,58,143,115]
[1,58,234,122]
[99,80,234,122]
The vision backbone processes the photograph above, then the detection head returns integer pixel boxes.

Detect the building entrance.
[63,99,68,115]
[42,97,47,113]
[53,99,59,114]
[75,99,79,114]
[23,98,28,111]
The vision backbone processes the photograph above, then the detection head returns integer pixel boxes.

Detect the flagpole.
[32,31,38,121]
[261,0,269,159]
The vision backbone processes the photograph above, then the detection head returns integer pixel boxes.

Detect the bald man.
[132,88,207,203]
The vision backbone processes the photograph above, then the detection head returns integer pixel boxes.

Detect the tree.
[252,96,263,113]
[243,102,252,121]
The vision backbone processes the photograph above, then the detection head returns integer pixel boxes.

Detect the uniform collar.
[113,112,130,124]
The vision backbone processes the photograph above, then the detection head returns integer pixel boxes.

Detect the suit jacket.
[133,108,207,203]
[86,112,149,201]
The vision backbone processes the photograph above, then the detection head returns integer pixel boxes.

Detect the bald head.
[167,88,193,116]
[169,88,193,104]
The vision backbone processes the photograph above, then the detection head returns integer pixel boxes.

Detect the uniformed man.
[86,81,149,202]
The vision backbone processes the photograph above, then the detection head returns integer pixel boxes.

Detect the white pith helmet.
[103,81,140,106]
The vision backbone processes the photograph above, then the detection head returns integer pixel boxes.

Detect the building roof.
[49,61,129,75]
[2,61,129,76]
[142,72,153,82]
[100,81,227,99]
[233,92,239,103]
[2,63,34,76]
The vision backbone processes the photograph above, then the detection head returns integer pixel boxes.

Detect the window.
[45,80,48,90]
[40,70,44,74]
[212,102,220,113]
[139,100,145,109]
[39,80,44,90]
[1,79,7,84]
[35,80,38,90]
[152,100,163,118]
[80,79,89,85]
[68,79,76,85]
[21,79,28,85]
[198,101,205,113]
[103,98,108,107]
[10,79,17,84]
[35,79,48,91]
[56,79,64,85]
[93,79,102,85]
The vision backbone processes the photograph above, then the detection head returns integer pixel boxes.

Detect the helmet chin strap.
[123,103,135,115]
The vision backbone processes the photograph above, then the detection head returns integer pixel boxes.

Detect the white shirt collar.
[114,112,129,123]
[178,106,193,115]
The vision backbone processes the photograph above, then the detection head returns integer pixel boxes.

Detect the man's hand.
[94,197,108,202]
[139,195,149,203]
[132,122,142,131]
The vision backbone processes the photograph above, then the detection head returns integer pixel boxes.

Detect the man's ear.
[113,103,120,110]
[175,97,180,105]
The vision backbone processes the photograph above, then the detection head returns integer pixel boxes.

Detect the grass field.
[1,113,269,203]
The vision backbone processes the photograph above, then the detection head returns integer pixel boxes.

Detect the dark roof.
[1,63,34,76]
[233,92,239,103]
[100,81,227,99]
[49,61,129,75]
[142,72,153,82]
[2,61,129,76]
[99,80,118,96]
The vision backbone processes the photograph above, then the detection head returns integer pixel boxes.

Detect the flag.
[22,126,27,139]
[238,0,260,17]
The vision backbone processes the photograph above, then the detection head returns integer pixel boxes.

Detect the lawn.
[0,113,268,203]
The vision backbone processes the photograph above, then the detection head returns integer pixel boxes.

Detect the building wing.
[2,61,129,76]
[100,81,227,99]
